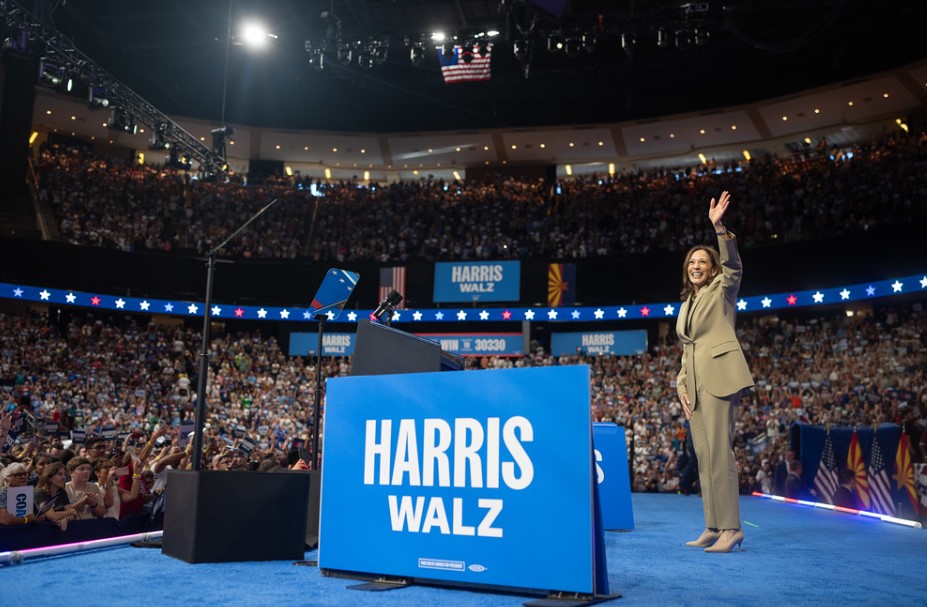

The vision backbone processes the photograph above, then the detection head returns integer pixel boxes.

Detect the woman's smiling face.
[687,249,714,293]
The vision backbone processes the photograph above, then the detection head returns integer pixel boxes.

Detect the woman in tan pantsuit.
[675,191,754,553]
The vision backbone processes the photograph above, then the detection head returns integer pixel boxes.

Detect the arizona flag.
[847,431,870,509]
[438,42,492,84]
[548,263,576,307]
[894,433,918,510]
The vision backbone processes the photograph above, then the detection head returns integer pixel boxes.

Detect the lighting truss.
[0,0,229,175]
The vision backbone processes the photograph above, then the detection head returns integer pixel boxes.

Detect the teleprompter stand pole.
[310,314,326,470]
[190,198,278,470]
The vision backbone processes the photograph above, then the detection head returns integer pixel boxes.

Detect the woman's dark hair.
[36,461,66,494]
[679,245,721,301]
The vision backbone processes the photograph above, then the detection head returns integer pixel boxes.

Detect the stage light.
[547,33,563,53]
[38,59,61,85]
[657,28,671,49]
[38,59,71,92]
[357,49,374,68]
[240,22,271,50]
[211,126,234,156]
[675,30,692,50]
[584,34,597,54]
[165,147,192,171]
[148,122,171,150]
[564,36,582,58]
[513,38,530,63]
[410,43,425,66]
[88,85,110,108]
[336,44,352,65]
[621,32,636,56]
[694,27,710,46]
[308,49,325,70]
[371,40,389,65]
[107,108,137,135]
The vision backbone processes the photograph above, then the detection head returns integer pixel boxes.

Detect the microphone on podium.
[372,289,403,322]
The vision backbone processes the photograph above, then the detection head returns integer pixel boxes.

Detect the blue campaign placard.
[593,423,634,531]
[320,365,594,593]
[289,332,355,356]
[433,261,521,303]
[551,330,648,356]
[416,333,523,357]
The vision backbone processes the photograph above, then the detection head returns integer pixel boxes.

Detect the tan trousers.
[689,388,741,530]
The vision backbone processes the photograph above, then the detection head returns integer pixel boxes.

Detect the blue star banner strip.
[3,273,926,324]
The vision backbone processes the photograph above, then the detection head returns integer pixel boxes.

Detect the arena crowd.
[2,127,925,532]
[1,299,924,526]
[32,129,927,262]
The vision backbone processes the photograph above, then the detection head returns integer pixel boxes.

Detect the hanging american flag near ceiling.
[438,42,492,84]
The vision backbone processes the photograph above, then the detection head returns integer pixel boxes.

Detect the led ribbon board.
[319,365,596,593]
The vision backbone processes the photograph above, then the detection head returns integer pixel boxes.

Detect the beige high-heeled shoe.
[685,528,722,547]
[704,529,744,553]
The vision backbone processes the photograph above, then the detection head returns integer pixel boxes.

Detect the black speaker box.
[162,470,311,563]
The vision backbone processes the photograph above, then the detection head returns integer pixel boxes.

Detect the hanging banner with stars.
[2,272,925,324]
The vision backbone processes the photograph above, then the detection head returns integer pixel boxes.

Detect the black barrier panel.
[162,470,311,563]
[0,513,153,552]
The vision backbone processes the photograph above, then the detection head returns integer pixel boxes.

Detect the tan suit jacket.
[676,235,754,403]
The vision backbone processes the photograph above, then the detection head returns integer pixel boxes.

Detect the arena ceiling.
[41,0,927,134]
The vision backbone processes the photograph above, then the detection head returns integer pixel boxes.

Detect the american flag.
[379,266,406,309]
[812,429,839,504]
[438,42,492,84]
[868,433,895,515]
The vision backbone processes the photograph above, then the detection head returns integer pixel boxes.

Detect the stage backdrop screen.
[433,261,520,303]
[320,365,595,593]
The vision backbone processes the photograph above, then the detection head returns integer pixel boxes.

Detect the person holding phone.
[94,458,120,518]
[117,453,155,520]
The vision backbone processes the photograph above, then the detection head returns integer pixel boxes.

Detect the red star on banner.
[369,312,377,321]
[91,296,100,306]
[502,310,512,320]
[787,294,797,306]
[235,308,244,317]
[640,307,650,317]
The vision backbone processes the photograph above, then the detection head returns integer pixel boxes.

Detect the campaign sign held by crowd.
[319,365,598,594]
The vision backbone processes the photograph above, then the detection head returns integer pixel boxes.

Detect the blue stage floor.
[3,493,925,607]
